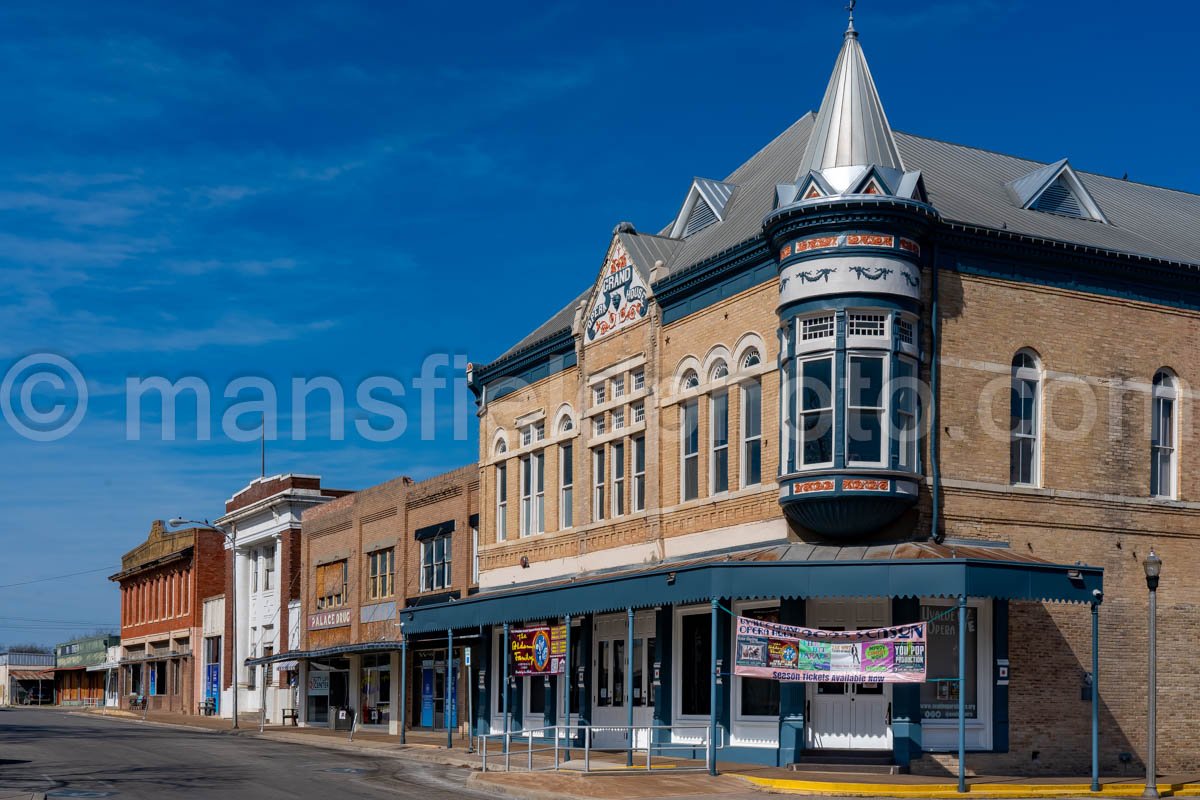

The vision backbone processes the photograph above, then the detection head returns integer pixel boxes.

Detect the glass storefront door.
[361,654,391,726]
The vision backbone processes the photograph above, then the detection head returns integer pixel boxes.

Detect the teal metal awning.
[398,540,1102,635]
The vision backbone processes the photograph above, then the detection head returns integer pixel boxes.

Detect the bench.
[282,708,299,726]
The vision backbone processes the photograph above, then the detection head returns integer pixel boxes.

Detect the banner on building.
[734,616,927,683]
[511,625,566,676]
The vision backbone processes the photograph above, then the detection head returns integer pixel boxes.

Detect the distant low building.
[0,651,55,706]
[53,634,120,706]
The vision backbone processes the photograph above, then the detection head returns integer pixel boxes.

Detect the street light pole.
[171,518,238,730]
[1142,549,1162,800]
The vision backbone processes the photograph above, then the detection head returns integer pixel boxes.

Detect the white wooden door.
[592,613,655,749]
[806,599,893,751]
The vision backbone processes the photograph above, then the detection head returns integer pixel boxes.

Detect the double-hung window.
[1151,370,1177,498]
[633,436,646,511]
[519,451,544,536]
[681,399,699,501]
[611,440,626,517]
[593,447,606,522]
[711,390,729,493]
[367,548,394,599]
[847,354,886,465]
[421,533,451,591]
[894,357,918,471]
[800,356,834,466]
[632,369,645,391]
[741,379,762,485]
[560,442,574,528]
[1010,352,1040,486]
[495,462,508,541]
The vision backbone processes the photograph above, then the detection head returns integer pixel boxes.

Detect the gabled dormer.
[1007,158,1107,223]
[669,177,736,238]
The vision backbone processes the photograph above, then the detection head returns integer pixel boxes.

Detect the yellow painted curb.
[733,774,1200,798]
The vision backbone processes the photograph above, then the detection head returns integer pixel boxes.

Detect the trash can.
[330,706,356,731]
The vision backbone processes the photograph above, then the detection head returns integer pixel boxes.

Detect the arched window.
[742,348,761,369]
[1151,369,1177,498]
[1010,351,1040,486]
[681,369,699,391]
[494,438,508,457]
[710,360,729,382]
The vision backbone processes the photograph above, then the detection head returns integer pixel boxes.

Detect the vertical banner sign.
[447,660,458,729]
[205,664,220,713]
[734,616,927,683]
[511,625,567,676]
[420,666,434,727]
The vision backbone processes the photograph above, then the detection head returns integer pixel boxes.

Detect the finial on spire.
[845,0,858,38]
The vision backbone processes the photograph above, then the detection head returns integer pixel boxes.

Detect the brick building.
[110,520,226,714]
[250,466,478,735]
[395,14,1200,778]
[214,474,350,723]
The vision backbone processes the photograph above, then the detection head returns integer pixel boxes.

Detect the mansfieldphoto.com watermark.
[0,351,1187,446]
[1,352,473,443]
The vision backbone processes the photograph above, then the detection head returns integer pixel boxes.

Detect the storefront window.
[738,606,780,717]
[920,605,978,720]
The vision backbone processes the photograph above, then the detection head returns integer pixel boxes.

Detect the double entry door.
[805,599,892,751]
[592,612,655,749]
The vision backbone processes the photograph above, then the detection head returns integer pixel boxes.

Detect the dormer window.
[669,178,736,238]
[1007,159,1108,223]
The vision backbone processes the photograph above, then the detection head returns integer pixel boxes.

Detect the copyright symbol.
[1,353,88,442]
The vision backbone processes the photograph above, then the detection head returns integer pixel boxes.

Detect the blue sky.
[1,1,1197,646]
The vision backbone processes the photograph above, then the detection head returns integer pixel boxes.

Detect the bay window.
[800,356,834,467]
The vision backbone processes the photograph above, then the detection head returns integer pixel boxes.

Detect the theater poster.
[734,615,926,683]
[511,625,566,676]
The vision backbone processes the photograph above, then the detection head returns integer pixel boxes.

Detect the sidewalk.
[70,709,1200,799]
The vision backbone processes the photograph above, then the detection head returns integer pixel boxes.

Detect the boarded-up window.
[315,561,347,609]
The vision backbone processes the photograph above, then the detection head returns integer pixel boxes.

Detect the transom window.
[847,312,887,337]
[710,360,729,381]
[1010,351,1041,486]
[1151,369,1177,498]
[742,349,761,368]
[801,315,835,341]
[681,369,699,391]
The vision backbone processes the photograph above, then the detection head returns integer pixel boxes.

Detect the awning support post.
[503,622,511,753]
[708,598,718,777]
[1091,600,1101,793]
[626,607,634,767]
[447,628,454,749]
[399,635,407,744]
[957,594,967,794]
[563,614,572,762]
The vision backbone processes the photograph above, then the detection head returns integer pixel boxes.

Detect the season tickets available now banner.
[734,616,927,683]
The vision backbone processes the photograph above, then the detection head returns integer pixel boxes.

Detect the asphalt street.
[0,707,489,799]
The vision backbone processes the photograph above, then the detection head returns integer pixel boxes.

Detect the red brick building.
[110,520,226,714]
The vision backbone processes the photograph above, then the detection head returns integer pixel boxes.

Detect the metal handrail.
[478,723,721,773]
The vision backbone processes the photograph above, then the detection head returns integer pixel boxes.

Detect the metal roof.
[798,23,903,176]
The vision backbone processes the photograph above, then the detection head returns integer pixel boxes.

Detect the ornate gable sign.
[585,240,650,342]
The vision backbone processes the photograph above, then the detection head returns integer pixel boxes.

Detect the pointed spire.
[798,13,903,177]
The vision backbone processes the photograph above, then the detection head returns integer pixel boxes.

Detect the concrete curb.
[730,773,1200,798]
